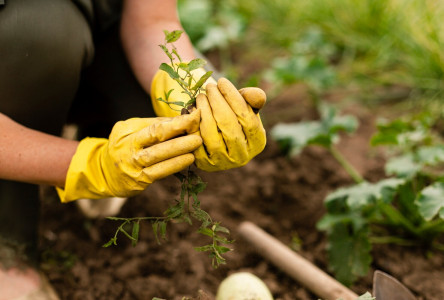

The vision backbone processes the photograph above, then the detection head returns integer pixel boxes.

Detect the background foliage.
[179,0,444,110]
[178,0,444,287]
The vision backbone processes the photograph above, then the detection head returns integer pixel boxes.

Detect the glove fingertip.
[239,87,267,110]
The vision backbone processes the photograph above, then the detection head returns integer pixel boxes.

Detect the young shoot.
[103,30,232,268]
[157,30,213,113]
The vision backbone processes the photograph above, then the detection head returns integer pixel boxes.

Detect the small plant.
[156,30,213,113]
[264,27,337,101]
[272,104,444,286]
[104,30,232,268]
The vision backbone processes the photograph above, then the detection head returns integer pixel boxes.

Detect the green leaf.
[172,48,182,62]
[213,235,232,244]
[164,201,184,219]
[191,182,207,194]
[188,58,206,71]
[327,222,372,286]
[159,221,167,239]
[270,105,358,156]
[385,154,421,178]
[416,182,444,221]
[152,221,168,244]
[164,89,174,100]
[192,71,213,91]
[131,221,140,247]
[157,98,185,108]
[214,224,230,234]
[159,63,180,79]
[194,245,214,252]
[317,212,367,233]
[370,119,411,146]
[102,238,116,248]
[164,30,183,43]
[214,245,232,254]
[193,209,210,224]
[185,99,196,107]
[158,45,173,60]
[266,53,336,91]
[178,62,189,72]
[356,292,375,300]
[416,145,444,165]
[397,181,426,225]
[120,227,136,242]
[325,178,405,211]
[370,115,434,149]
[198,227,214,238]
[318,104,358,134]
[271,121,325,155]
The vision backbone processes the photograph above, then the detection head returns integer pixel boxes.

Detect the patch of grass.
[180,0,444,103]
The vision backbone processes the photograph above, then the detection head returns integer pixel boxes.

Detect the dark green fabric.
[67,22,156,139]
[72,0,122,33]
[0,0,94,135]
[0,0,94,266]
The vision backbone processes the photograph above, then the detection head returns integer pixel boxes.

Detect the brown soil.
[39,87,444,299]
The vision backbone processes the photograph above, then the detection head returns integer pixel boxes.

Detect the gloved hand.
[57,110,202,203]
[194,78,266,171]
[151,67,216,118]
[151,69,267,172]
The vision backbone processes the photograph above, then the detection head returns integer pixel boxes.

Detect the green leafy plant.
[271,103,361,182]
[104,30,232,268]
[272,104,444,285]
[156,30,213,113]
[263,26,338,102]
[178,0,246,52]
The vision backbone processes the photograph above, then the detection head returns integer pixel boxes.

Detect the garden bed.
[39,89,444,299]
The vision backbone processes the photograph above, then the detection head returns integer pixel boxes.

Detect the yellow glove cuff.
[57,137,111,203]
[151,67,216,118]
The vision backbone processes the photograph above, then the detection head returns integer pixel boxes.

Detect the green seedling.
[104,30,232,268]
[156,30,213,113]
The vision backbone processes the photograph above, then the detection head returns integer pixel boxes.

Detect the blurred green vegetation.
[178,0,444,109]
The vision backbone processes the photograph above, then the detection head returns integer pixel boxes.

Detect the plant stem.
[369,236,417,246]
[329,145,364,183]
[419,218,444,234]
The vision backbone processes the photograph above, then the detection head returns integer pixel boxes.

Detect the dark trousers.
[0,0,154,263]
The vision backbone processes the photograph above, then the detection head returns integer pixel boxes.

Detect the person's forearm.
[120,0,196,94]
[0,113,78,188]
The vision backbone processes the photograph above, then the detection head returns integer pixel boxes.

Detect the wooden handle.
[238,221,359,300]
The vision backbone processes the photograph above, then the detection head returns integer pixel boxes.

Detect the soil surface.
[39,87,444,299]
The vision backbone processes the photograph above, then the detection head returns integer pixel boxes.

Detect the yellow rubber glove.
[151,67,216,118]
[194,78,267,171]
[57,110,202,203]
[151,68,267,172]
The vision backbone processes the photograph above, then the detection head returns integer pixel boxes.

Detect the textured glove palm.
[57,110,202,203]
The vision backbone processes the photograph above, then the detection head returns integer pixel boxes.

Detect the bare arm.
[120,0,196,94]
[0,113,78,188]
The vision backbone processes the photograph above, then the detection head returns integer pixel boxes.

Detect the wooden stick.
[238,221,359,300]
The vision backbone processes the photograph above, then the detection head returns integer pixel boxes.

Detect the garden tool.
[372,270,416,300]
[238,221,358,300]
